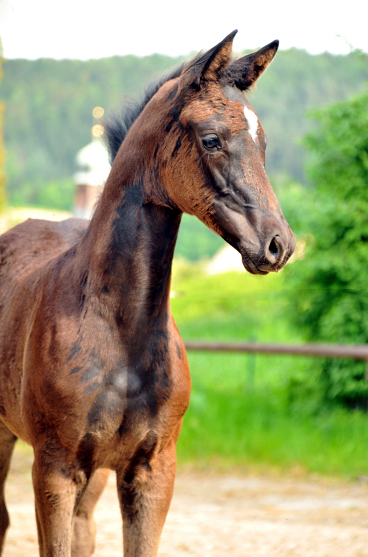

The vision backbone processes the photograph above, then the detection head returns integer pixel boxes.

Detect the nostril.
[268,236,280,259]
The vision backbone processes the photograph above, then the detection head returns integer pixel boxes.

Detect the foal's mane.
[104,61,188,164]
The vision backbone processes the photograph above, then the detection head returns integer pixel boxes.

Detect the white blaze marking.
[243,105,259,142]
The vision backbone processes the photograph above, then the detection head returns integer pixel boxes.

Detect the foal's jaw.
[210,191,295,275]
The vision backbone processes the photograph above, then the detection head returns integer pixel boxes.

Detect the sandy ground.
[3,446,368,557]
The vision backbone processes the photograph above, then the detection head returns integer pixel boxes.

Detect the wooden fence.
[184,341,368,381]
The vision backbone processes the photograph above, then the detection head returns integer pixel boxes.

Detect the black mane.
[104,61,187,164]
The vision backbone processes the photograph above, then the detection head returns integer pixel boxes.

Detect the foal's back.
[0,217,87,283]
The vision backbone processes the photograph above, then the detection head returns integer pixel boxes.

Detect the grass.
[171,266,368,479]
[177,384,368,478]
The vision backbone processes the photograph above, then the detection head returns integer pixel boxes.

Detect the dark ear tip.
[270,39,279,50]
[224,29,238,42]
[221,29,238,44]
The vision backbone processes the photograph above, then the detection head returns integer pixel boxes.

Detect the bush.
[288,89,368,409]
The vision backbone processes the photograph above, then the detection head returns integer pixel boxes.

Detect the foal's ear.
[181,30,237,89]
[222,40,279,90]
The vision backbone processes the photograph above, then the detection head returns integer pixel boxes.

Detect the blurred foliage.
[171,266,296,342]
[0,39,6,212]
[0,54,183,208]
[0,102,5,213]
[176,214,224,261]
[250,48,368,185]
[10,177,75,211]
[1,49,368,214]
[287,88,368,410]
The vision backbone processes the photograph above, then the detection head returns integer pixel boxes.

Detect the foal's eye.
[202,134,221,151]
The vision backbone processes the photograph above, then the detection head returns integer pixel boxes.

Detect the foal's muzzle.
[242,220,296,275]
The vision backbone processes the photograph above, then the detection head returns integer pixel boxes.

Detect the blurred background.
[1,0,368,478]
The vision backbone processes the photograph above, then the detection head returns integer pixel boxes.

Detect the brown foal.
[0,30,295,556]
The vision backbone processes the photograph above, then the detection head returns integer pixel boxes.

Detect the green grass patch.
[177,384,368,478]
[171,265,368,478]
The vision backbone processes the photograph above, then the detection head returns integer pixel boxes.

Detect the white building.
[206,244,245,275]
[73,138,111,219]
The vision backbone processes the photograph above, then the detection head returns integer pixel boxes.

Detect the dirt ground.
[3,446,368,557]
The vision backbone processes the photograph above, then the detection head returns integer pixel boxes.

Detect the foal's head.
[109,30,295,274]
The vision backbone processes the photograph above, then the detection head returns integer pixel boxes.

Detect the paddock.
[4,442,367,557]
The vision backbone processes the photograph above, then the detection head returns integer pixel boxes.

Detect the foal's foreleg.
[32,454,85,557]
[0,423,17,556]
[71,468,110,557]
[117,438,177,557]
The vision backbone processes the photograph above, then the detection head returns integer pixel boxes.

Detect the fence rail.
[184,341,368,381]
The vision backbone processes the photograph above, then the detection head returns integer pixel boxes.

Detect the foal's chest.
[74,334,190,441]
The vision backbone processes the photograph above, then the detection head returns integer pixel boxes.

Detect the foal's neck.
[78,169,181,332]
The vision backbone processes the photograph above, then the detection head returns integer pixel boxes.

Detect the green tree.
[289,88,368,410]
[1,49,368,212]
[0,39,6,212]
